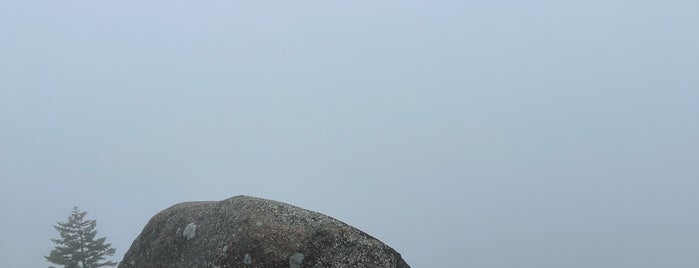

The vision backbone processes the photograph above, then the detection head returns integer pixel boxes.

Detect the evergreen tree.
[46,207,117,268]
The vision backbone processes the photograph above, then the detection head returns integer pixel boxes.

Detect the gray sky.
[1,1,698,267]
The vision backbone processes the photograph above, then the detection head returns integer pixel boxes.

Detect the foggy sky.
[1,1,698,267]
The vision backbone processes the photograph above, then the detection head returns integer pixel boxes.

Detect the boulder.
[119,195,410,268]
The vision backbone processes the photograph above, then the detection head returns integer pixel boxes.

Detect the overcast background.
[1,1,698,267]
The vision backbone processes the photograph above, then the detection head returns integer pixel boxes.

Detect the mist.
[1,1,698,267]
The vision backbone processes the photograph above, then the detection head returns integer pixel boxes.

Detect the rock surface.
[119,195,410,268]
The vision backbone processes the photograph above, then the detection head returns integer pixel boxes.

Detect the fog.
[1,1,698,267]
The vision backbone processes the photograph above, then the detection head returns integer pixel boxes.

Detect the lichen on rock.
[183,223,196,240]
[289,252,304,268]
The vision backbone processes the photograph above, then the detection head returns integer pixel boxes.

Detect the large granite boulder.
[119,195,410,268]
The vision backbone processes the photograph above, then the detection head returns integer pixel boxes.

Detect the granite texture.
[118,195,410,268]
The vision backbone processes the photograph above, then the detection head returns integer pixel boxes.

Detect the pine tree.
[46,207,117,268]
